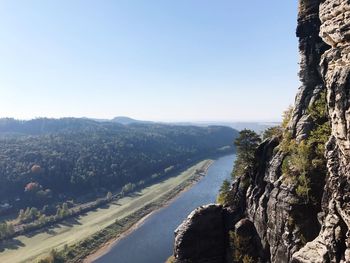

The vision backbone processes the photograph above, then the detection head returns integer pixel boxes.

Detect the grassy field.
[0,160,212,263]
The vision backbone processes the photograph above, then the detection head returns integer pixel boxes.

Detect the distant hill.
[222,122,279,133]
[0,117,278,136]
[111,116,152,125]
[171,121,279,133]
[0,117,113,136]
[110,117,279,133]
[0,117,238,209]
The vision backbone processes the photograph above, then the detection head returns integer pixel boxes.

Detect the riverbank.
[92,154,236,263]
[0,159,213,263]
[56,160,214,263]
[85,160,213,263]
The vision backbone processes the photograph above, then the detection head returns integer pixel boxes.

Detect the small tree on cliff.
[262,126,283,140]
[217,179,231,205]
[232,129,261,178]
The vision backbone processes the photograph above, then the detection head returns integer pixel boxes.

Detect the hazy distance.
[0,1,299,122]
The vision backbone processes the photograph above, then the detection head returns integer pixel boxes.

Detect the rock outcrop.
[293,1,350,262]
[174,204,227,263]
[173,1,350,262]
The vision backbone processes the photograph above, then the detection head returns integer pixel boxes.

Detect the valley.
[0,159,212,263]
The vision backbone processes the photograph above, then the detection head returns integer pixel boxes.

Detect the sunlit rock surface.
[173,1,350,262]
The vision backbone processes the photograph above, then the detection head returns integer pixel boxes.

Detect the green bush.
[243,255,255,263]
[37,249,64,263]
[216,179,231,205]
[282,106,293,129]
[280,90,330,201]
[295,172,311,201]
[262,126,283,140]
[229,231,255,263]
[165,256,176,263]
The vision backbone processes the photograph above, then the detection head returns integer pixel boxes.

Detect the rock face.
[174,204,227,263]
[293,1,350,262]
[173,1,350,262]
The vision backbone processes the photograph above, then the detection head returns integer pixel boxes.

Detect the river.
[94,154,235,263]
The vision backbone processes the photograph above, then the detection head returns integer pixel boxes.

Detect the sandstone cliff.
[172,1,350,262]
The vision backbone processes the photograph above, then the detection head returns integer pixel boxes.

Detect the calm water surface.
[94,154,235,263]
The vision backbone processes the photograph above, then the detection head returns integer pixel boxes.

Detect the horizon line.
[0,116,282,124]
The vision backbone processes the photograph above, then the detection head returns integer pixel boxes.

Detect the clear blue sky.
[0,1,299,122]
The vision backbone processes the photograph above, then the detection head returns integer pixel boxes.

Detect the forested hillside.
[0,118,237,211]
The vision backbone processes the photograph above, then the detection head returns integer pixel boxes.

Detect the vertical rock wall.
[173,1,350,262]
[293,1,350,262]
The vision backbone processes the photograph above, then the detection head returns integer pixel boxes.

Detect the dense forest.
[0,118,237,211]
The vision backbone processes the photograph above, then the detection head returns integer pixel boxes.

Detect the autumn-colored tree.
[24,182,42,193]
[31,164,42,173]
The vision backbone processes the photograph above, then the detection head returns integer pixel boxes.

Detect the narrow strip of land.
[0,159,213,263]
